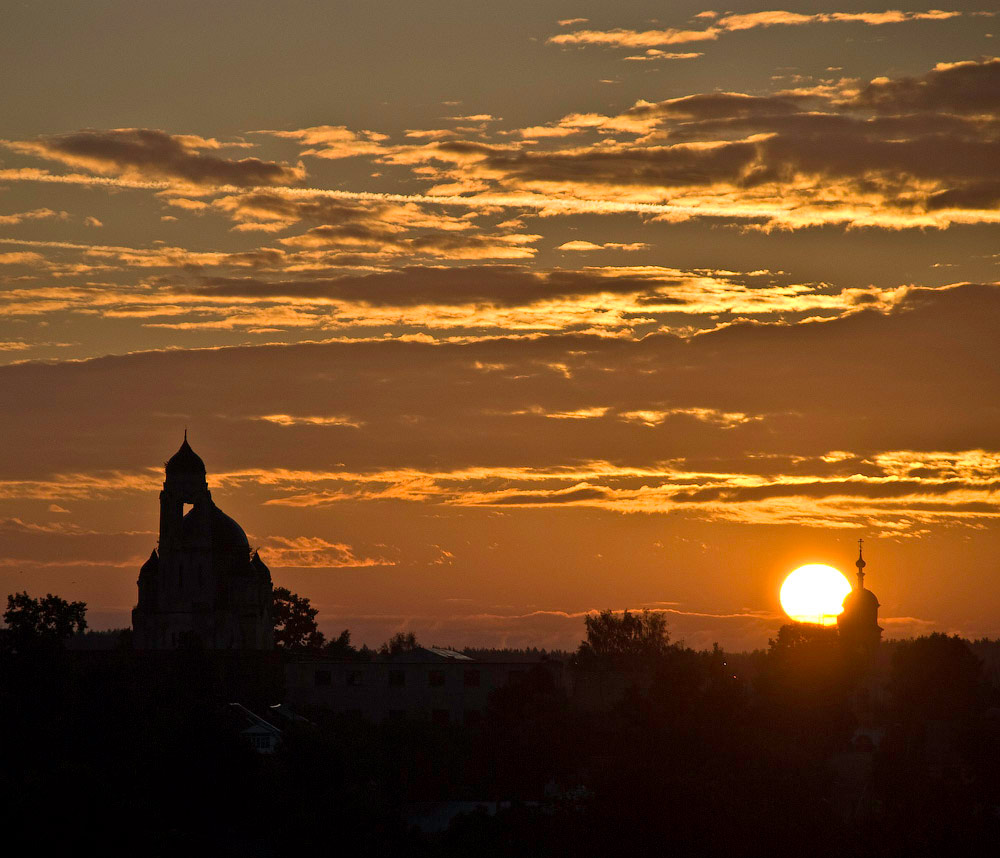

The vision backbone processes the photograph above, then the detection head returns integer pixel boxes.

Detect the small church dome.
[842,586,880,611]
[165,433,206,477]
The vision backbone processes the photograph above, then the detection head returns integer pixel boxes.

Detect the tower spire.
[855,537,866,589]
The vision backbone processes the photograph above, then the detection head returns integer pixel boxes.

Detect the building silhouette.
[838,540,882,656]
[132,434,274,649]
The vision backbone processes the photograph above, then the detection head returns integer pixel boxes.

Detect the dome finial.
[855,537,866,588]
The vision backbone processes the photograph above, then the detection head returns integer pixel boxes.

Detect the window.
[251,734,272,750]
[428,670,445,687]
[463,709,482,728]
[463,669,481,687]
[388,669,406,687]
[314,669,332,687]
[347,670,365,687]
[432,709,450,726]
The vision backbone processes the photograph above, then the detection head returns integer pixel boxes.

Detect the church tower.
[132,434,274,649]
[837,540,882,657]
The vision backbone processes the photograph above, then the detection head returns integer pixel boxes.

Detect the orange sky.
[1,1,999,650]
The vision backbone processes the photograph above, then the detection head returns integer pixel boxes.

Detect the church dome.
[843,586,880,611]
[209,505,250,553]
[165,434,206,477]
[182,502,249,554]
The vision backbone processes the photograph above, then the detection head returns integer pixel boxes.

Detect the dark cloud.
[851,59,1000,115]
[1,283,999,480]
[926,180,1000,211]
[469,140,760,189]
[672,479,1000,504]
[9,129,304,187]
[624,92,811,122]
[456,112,1000,217]
[185,267,678,307]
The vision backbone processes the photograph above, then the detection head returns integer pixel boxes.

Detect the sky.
[2,1,1000,651]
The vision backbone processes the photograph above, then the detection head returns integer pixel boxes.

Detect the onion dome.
[165,431,206,477]
[842,586,880,611]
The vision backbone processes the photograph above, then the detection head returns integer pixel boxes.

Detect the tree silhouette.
[891,632,983,721]
[756,622,857,750]
[324,628,358,658]
[2,591,87,651]
[378,631,419,656]
[575,609,673,665]
[272,586,325,651]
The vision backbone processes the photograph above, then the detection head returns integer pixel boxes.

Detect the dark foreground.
[4,630,1000,858]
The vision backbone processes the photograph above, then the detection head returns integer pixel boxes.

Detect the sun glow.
[779,564,853,625]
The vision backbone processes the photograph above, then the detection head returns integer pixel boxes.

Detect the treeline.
[6,594,1000,856]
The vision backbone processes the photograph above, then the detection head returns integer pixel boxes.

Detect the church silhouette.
[838,541,882,657]
[132,434,274,649]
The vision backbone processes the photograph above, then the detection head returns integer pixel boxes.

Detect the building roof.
[165,432,206,477]
[182,502,250,554]
[389,646,473,663]
[229,703,282,736]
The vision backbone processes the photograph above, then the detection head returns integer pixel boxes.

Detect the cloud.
[6,128,304,187]
[259,535,394,568]
[265,125,389,159]
[0,251,44,265]
[557,241,649,251]
[623,50,704,62]
[256,413,363,428]
[548,9,966,49]
[1,282,999,533]
[0,208,68,225]
[6,60,1000,233]
[850,57,1000,114]
[175,264,823,315]
[471,482,614,505]
[389,65,1000,229]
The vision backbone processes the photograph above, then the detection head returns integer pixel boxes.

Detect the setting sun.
[779,564,853,625]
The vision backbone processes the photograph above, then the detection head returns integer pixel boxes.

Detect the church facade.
[132,435,275,650]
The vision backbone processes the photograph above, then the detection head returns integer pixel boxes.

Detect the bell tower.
[158,430,210,552]
[837,539,883,657]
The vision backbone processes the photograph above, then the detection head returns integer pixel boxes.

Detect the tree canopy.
[2,591,87,650]
[272,586,326,651]
[379,631,419,657]
[575,609,673,664]
[891,632,983,721]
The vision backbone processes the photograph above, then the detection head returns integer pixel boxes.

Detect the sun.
[779,564,853,625]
